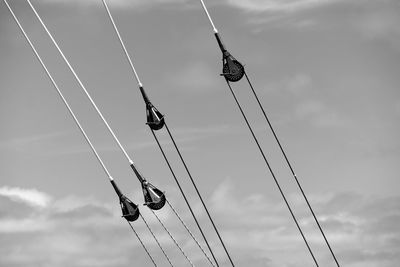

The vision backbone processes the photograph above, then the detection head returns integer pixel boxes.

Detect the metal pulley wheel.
[222,60,244,82]
[143,186,166,210]
[146,105,165,131]
[120,196,140,222]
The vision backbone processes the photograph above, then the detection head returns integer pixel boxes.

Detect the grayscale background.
[1,0,399,266]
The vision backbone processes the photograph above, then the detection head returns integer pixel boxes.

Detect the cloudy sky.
[1,0,400,266]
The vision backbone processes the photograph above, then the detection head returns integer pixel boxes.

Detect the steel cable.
[3,2,157,266]
[100,1,220,265]
[150,210,195,267]
[141,214,174,267]
[26,0,134,165]
[151,130,218,266]
[196,0,327,265]
[225,79,319,267]
[244,73,340,267]
[165,123,236,267]
[166,199,216,267]
[128,221,158,267]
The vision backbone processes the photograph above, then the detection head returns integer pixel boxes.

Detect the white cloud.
[0,218,51,233]
[224,0,342,13]
[39,0,342,13]
[1,182,400,266]
[0,186,51,208]
[206,179,400,266]
[41,0,190,8]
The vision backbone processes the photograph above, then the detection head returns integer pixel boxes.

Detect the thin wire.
[198,0,218,33]
[141,214,174,267]
[150,210,195,267]
[128,221,158,267]
[101,0,142,87]
[26,0,134,165]
[225,79,319,266]
[165,123,236,267]
[244,72,340,266]
[197,0,325,263]
[166,200,215,267]
[151,129,219,267]
[4,5,159,265]
[3,0,113,181]
[100,3,218,264]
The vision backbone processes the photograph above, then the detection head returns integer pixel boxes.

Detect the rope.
[101,0,142,87]
[141,214,174,267]
[244,73,340,266]
[4,4,159,266]
[101,2,220,265]
[101,3,218,265]
[165,123,236,267]
[166,200,215,267]
[3,0,114,181]
[150,210,195,267]
[128,221,158,267]
[151,130,219,267]
[26,0,134,165]
[198,0,218,33]
[225,79,319,266]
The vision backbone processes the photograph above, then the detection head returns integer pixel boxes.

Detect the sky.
[0,0,400,266]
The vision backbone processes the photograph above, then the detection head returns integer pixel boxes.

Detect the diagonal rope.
[3,3,159,266]
[166,200,215,267]
[26,0,134,165]
[225,79,319,266]
[199,0,218,33]
[101,0,142,87]
[151,130,218,267]
[165,123,236,267]
[140,214,174,267]
[3,0,112,180]
[128,221,158,267]
[150,210,195,267]
[244,72,340,267]
[197,1,324,265]
[101,1,219,265]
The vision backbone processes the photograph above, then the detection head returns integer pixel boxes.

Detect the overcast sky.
[1,0,400,266]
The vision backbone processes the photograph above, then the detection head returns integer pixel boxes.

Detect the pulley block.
[120,195,140,222]
[146,104,165,131]
[222,59,245,82]
[110,180,140,222]
[142,181,166,210]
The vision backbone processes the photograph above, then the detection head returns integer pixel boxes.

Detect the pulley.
[111,180,140,222]
[222,58,244,82]
[146,104,165,131]
[120,195,140,221]
[130,163,166,210]
[214,32,245,82]
[142,181,166,210]
[140,86,165,131]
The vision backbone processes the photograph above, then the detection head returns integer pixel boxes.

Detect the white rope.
[3,0,113,181]
[150,210,195,267]
[141,214,174,267]
[167,200,215,266]
[199,0,218,33]
[26,0,134,165]
[102,0,143,87]
[4,6,162,266]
